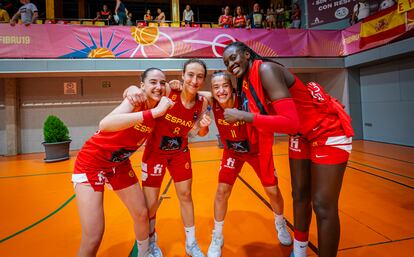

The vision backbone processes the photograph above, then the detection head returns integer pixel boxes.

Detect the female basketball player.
[222,42,354,257]
[125,59,211,257]
[191,72,292,257]
[72,68,173,257]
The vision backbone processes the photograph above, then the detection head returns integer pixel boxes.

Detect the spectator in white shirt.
[10,0,38,26]
[183,5,194,25]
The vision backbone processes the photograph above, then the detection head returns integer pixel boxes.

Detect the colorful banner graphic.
[398,0,414,13]
[0,23,411,58]
[307,0,383,28]
[308,0,359,28]
[360,5,406,47]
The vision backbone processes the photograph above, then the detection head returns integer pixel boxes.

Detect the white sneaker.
[149,233,163,257]
[138,248,154,257]
[275,219,292,246]
[144,251,154,257]
[185,241,205,257]
[207,232,224,257]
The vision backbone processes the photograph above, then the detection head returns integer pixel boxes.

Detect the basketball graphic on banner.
[88,48,115,58]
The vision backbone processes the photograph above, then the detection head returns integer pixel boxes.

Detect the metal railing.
[21,100,121,107]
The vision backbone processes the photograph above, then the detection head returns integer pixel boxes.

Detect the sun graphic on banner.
[65,29,131,58]
[129,26,175,57]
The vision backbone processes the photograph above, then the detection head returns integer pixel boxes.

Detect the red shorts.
[288,134,352,164]
[219,149,278,187]
[72,160,138,192]
[141,147,192,187]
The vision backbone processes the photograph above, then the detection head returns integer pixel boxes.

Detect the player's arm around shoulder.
[99,97,173,132]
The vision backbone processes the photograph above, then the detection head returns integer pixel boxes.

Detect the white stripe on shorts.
[72,173,88,183]
[326,136,352,146]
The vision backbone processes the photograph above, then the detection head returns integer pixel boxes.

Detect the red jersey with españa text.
[243,60,354,141]
[145,89,204,154]
[212,97,257,153]
[75,116,155,170]
[233,15,247,27]
[219,15,233,27]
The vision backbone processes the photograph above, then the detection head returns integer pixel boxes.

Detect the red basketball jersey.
[75,118,155,170]
[244,60,354,140]
[212,97,256,153]
[145,89,204,154]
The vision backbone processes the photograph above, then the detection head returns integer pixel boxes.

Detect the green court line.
[0,194,76,244]
[0,154,288,179]
[0,154,289,243]
[0,171,72,179]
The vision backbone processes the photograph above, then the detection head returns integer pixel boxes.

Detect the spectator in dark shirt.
[247,3,264,29]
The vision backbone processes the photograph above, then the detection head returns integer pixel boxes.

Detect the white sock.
[137,237,150,257]
[213,219,224,236]
[293,238,308,257]
[274,213,285,224]
[184,226,196,246]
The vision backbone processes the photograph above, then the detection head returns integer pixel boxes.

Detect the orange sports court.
[1,1,414,257]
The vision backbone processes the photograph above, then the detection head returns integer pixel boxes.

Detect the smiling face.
[223,46,250,78]
[182,62,206,95]
[236,6,242,15]
[141,69,167,106]
[224,6,230,15]
[211,75,233,105]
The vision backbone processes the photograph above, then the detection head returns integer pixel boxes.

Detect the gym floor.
[1,138,413,257]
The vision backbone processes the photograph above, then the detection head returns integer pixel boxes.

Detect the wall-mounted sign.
[64,82,77,95]
[102,81,112,88]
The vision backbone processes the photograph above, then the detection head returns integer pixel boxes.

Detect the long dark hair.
[183,58,207,78]
[223,42,282,95]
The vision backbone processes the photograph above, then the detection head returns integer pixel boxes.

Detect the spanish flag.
[408,9,414,27]
[360,5,406,48]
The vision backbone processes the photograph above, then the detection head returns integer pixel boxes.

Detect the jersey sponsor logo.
[224,157,236,169]
[165,113,194,128]
[185,162,190,169]
[160,136,182,151]
[128,170,135,178]
[110,148,135,162]
[289,137,301,152]
[133,123,153,133]
[315,154,328,158]
[226,139,249,153]
[153,164,163,175]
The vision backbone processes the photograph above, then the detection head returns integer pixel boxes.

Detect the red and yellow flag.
[407,9,414,27]
[360,5,406,48]
[397,0,414,13]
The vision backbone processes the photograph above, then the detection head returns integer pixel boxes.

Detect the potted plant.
[42,115,71,162]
